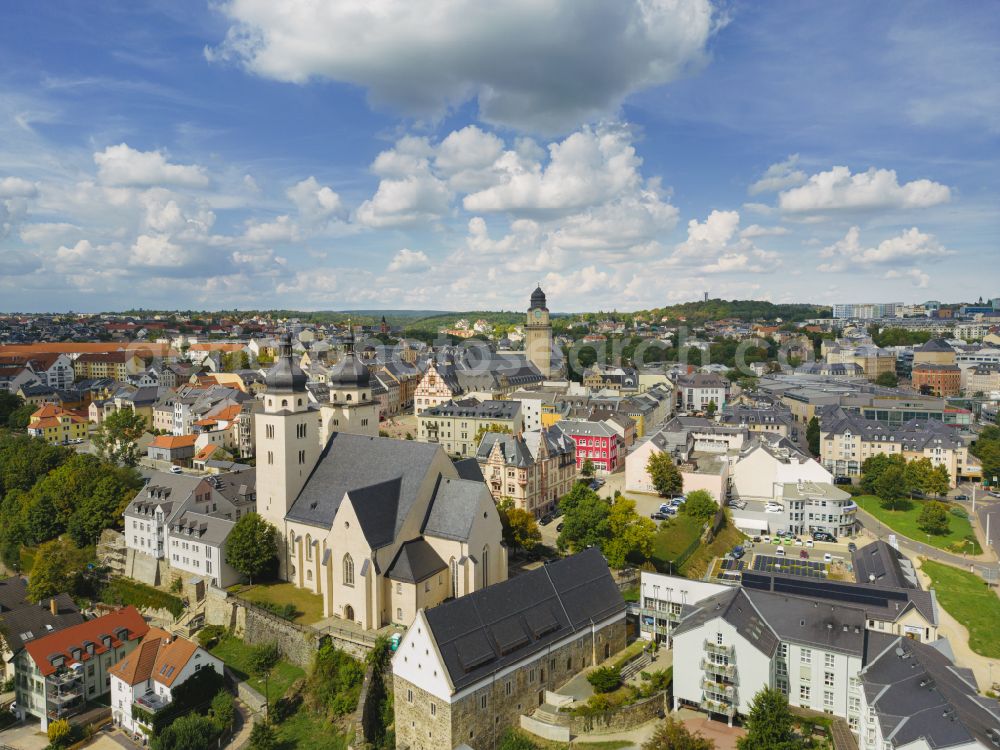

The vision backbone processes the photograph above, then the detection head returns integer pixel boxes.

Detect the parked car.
[765,503,783,513]
[659,503,670,513]
[847,542,858,553]
[954,493,970,501]
[823,553,833,563]
[540,514,553,525]
[762,536,771,544]
[650,512,668,521]
[775,529,786,538]
[799,549,810,559]
[731,545,745,559]
[834,475,852,485]
[812,531,837,543]
[793,538,803,546]
[169,466,183,474]
[775,546,786,557]
[805,539,814,548]
[556,522,564,533]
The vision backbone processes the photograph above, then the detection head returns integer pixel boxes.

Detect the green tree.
[971,426,1000,486]
[643,716,715,750]
[473,422,513,446]
[221,351,250,372]
[151,713,223,750]
[92,408,148,466]
[5,402,35,430]
[0,392,24,426]
[209,689,235,730]
[557,487,610,553]
[861,453,906,494]
[705,399,717,417]
[874,371,899,388]
[27,538,85,602]
[874,464,911,511]
[225,513,278,584]
[604,496,656,568]
[505,507,542,555]
[647,452,683,497]
[682,490,718,522]
[917,501,950,536]
[927,464,951,497]
[587,665,621,693]
[247,721,278,750]
[737,687,802,750]
[47,718,73,748]
[806,416,820,457]
[904,458,934,497]
[580,458,596,479]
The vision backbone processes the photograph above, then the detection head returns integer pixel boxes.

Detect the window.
[407,689,413,704]
[505,681,512,696]
[825,653,835,668]
[823,691,834,710]
[480,694,487,709]
[343,554,355,586]
[800,648,812,665]
[396,607,402,620]
[716,632,723,645]
[265,424,274,439]
[800,685,811,702]
[824,671,835,687]
[267,451,273,465]
[450,558,458,596]
[430,703,436,717]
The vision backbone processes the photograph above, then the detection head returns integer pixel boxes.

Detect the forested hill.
[642,299,830,323]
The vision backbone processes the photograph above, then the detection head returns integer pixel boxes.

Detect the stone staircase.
[171,598,207,638]
[620,650,653,681]
[531,704,567,725]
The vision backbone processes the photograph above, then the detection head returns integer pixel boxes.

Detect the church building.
[256,333,507,630]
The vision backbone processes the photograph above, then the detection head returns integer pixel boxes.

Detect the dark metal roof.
[386,539,447,583]
[852,541,920,590]
[423,548,624,691]
[264,333,307,392]
[530,286,547,310]
[423,476,491,542]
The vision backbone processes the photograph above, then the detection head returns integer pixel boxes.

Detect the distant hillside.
[643,299,830,323]
[401,310,525,335]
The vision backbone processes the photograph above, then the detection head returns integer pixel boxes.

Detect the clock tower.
[525,285,553,378]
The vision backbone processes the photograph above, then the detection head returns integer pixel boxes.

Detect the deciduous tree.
[738,687,802,750]
[647,452,683,498]
[917,501,950,536]
[27,538,85,603]
[92,408,148,467]
[806,416,820,457]
[682,490,718,522]
[604,496,655,568]
[505,507,541,554]
[225,513,277,584]
[557,487,610,553]
[643,716,715,750]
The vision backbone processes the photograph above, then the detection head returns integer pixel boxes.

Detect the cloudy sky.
[0,1,997,313]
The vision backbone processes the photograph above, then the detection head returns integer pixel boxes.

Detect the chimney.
[50,598,58,616]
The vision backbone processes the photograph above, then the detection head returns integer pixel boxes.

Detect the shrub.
[100,578,183,618]
[247,642,281,676]
[47,719,73,748]
[587,665,622,694]
[497,728,539,750]
[256,600,299,620]
[197,624,228,650]
[247,721,278,750]
[306,643,365,718]
[210,690,235,730]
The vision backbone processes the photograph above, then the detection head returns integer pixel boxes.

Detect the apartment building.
[27,404,88,445]
[0,353,74,389]
[675,372,729,412]
[417,398,524,458]
[559,420,625,474]
[0,582,83,682]
[963,363,1000,395]
[73,352,145,381]
[820,411,979,486]
[777,480,859,538]
[476,426,577,518]
[14,607,148,730]
[911,363,961,397]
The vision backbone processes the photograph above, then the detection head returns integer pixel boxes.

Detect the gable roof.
[386,539,448,584]
[109,629,201,688]
[422,476,491,543]
[0,586,83,653]
[286,433,444,534]
[421,548,624,691]
[25,606,148,676]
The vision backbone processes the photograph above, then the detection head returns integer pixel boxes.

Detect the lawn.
[649,512,704,572]
[229,580,325,625]
[209,635,305,704]
[274,704,350,750]
[681,522,747,580]
[855,495,982,555]
[920,560,1000,658]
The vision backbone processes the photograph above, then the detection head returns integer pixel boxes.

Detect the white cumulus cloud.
[387,248,431,273]
[94,144,210,188]
[207,0,719,133]
[778,166,950,212]
[748,155,806,195]
[817,226,953,272]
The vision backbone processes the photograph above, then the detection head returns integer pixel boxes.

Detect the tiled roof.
[25,606,148,676]
[109,629,200,688]
[150,434,197,449]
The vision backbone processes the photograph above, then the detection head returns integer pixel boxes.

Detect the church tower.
[525,285,553,378]
[256,332,320,578]
[320,329,379,442]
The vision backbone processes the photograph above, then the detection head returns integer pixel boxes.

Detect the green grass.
[681,522,746,579]
[620,585,639,602]
[921,560,1000,658]
[274,705,350,750]
[855,495,982,554]
[229,580,325,625]
[649,512,703,571]
[208,635,305,704]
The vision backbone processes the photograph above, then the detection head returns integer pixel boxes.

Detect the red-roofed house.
[147,434,198,466]
[27,404,89,445]
[110,629,222,735]
[15,606,148,729]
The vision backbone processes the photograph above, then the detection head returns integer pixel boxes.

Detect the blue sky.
[0,0,997,313]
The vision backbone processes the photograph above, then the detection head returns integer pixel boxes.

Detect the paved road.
[973,493,1000,559]
[854,506,1000,582]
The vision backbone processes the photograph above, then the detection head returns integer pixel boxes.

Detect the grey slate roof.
[453,458,484,483]
[852,541,920,590]
[0,585,83,654]
[672,588,781,658]
[423,548,624,691]
[386,539,447,583]
[862,635,1000,748]
[423,476,490,542]
[286,433,442,536]
[169,511,235,546]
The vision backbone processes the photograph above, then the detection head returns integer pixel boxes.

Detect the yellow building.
[27,404,89,445]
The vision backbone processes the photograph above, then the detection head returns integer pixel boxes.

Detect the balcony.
[641,607,680,623]
[700,697,736,717]
[703,640,735,658]
[47,687,83,703]
[51,670,81,687]
[700,658,736,679]
[701,678,736,698]
[134,692,171,713]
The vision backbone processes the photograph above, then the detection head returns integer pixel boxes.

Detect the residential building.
[675,372,729,412]
[911,363,961,397]
[670,557,939,731]
[418,398,523,458]
[146,434,197,466]
[825,343,897,381]
[392,549,626,750]
[255,335,507,629]
[820,411,979,486]
[913,338,957,366]
[14,606,148,730]
[582,365,639,395]
[0,352,74,388]
[778,480,858,538]
[413,358,459,414]
[731,437,833,502]
[110,630,224,735]
[476,426,577,518]
[559,420,624,474]
[73,351,145,381]
[0,580,83,681]
[0,364,39,394]
[718,404,793,437]
[832,303,899,320]
[638,573,728,646]
[27,404,89,445]
[962,363,1000,396]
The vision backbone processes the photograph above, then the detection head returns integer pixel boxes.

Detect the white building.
[638,573,729,645]
[731,438,832,502]
[110,630,224,736]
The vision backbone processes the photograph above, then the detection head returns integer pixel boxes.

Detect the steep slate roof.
[0,588,83,653]
[862,636,1000,749]
[453,458,484,483]
[386,539,447,583]
[423,476,490,542]
[672,588,781,658]
[286,433,443,535]
[852,541,920,590]
[423,548,624,691]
